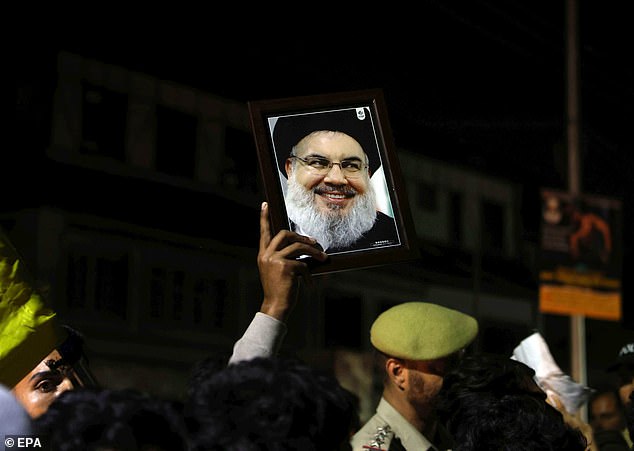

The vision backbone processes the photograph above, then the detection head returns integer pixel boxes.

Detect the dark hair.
[184,356,355,451]
[185,353,228,401]
[33,387,188,451]
[616,364,634,387]
[437,353,588,451]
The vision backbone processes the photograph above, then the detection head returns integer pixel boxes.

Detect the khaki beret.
[370,302,478,361]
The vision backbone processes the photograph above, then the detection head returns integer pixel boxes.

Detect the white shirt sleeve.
[227,312,288,365]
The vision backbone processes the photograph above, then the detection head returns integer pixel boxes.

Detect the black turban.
[271,107,382,177]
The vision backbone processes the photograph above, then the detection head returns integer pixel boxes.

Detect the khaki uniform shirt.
[351,397,449,451]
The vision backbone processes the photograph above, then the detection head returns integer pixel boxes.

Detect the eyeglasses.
[289,155,368,177]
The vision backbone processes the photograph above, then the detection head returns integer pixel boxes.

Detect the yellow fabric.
[0,229,63,388]
[623,427,632,448]
[371,302,478,360]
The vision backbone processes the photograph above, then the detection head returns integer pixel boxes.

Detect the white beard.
[285,175,378,250]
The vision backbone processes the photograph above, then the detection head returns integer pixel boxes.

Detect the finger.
[548,393,564,411]
[259,201,272,253]
[287,259,312,282]
[268,229,319,253]
[278,242,328,262]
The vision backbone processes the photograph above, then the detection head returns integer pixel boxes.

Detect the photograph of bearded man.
[272,108,400,254]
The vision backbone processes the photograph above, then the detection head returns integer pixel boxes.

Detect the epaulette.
[362,424,393,450]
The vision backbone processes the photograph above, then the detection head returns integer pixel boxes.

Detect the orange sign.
[538,189,622,321]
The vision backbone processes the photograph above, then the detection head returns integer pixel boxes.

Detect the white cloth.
[0,383,33,436]
[511,332,593,414]
[227,312,287,365]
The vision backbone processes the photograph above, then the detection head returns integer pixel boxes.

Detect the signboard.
[539,189,623,320]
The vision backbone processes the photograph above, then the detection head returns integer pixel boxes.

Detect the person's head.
[33,387,189,451]
[184,354,227,402]
[287,129,372,203]
[589,387,626,433]
[184,356,355,451]
[606,341,634,406]
[437,353,587,451]
[285,130,377,250]
[274,109,381,250]
[10,326,93,419]
[370,302,478,420]
[1,229,95,418]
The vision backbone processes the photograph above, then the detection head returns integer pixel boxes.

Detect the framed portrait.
[248,89,419,274]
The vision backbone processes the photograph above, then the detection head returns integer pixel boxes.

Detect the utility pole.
[565,0,587,415]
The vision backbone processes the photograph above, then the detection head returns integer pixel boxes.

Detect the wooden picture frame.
[248,89,418,274]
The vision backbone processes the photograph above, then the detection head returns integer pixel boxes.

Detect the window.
[155,105,197,178]
[81,82,127,161]
[149,268,185,321]
[148,268,229,329]
[94,255,129,319]
[193,277,227,328]
[65,251,129,320]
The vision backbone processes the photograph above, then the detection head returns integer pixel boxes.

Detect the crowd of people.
[2,117,634,450]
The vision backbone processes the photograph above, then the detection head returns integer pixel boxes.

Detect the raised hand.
[257,202,327,322]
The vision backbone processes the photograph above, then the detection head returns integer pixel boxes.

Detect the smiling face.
[283,130,378,250]
[286,131,370,214]
[11,349,77,418]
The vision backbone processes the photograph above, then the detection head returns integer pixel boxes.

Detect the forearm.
[227,312,287,365]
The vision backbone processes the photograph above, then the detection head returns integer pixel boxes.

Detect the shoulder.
[365,211,399,245]
[373,211,397,233]
[351,416,395,451]
[374,211,395,226]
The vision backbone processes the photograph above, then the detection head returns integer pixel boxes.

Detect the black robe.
[292,211,400,254]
